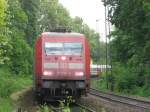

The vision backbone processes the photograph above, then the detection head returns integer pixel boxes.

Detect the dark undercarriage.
[35,80,86,102]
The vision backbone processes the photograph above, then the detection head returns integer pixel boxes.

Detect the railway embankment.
[10,86,150,112]
[79,89,150,112]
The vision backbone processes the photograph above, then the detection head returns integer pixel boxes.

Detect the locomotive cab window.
[64,42,82,55]
[45,42,83,55]
[45,42,63,55]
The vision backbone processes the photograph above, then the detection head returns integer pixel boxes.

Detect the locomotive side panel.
[35,37,43,89]
[85,39,90,89]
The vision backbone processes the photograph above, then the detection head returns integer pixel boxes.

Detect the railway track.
[49,103,96,112]
[89,88,150,112]
[46,105,95,112]
[39,101,96,112]
[75,103,96,112]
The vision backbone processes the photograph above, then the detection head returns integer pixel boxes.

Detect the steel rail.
[90,88,150,107]
[89,88,150,111]
[50,105,64,112]
[50,103,96,112]
[75,103,96,112]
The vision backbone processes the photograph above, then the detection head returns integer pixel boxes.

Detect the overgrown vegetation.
[0,67,32,111]
[100,0,150,97]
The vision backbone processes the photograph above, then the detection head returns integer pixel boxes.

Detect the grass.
[91,78,105,90]
[0,67,32,112]
[0,98,13,112]
[91,74,108,91]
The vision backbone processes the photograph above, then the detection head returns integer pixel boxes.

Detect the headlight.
[75,72,84,76]
[43,71,53,76]
[61,56,66,61]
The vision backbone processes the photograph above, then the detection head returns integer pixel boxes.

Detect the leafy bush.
[92,62,150,98]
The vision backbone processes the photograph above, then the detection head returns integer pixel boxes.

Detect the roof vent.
[51,27,71,33]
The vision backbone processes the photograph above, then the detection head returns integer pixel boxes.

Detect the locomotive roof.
[41,32,84,37]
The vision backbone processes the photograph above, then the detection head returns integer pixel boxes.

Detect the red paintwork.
[34,32,90,90]
[85,39,90,88]
[35,37,42,87]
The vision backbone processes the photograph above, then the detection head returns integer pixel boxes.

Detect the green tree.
[104,0,150,97]
[7,0,33,75]
[0,0,11,64]
[19,0,40,46]
[38,0,71,32]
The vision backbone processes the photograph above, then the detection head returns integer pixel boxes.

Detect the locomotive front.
[34,32,90,101]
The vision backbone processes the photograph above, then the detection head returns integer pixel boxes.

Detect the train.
[90,64,112,77]
[34,30,90,101]
[90,64,102,77]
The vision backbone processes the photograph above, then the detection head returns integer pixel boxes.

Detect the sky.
[59,0,106,41]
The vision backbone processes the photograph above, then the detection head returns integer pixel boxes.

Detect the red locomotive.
[34,31,90,101]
